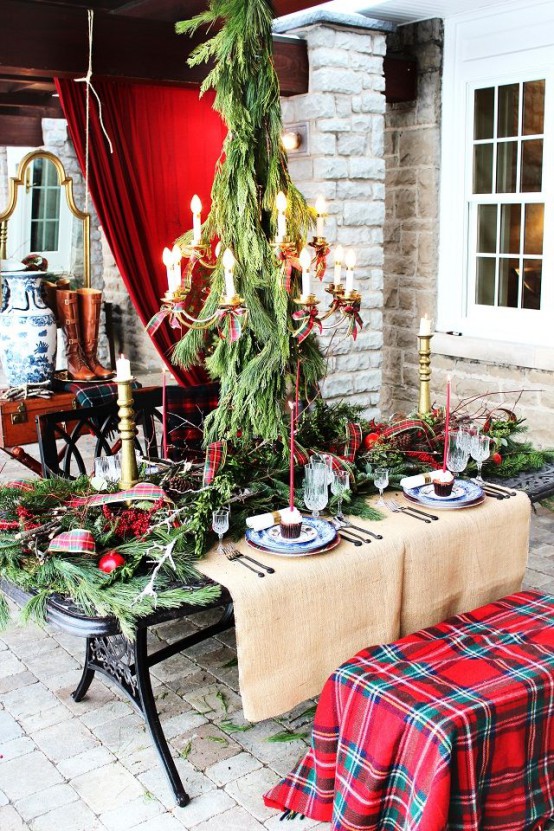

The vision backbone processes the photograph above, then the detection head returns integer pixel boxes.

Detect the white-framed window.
[437,1,554,351]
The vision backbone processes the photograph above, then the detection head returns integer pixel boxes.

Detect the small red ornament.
[491,452,502,465]
[362,432,380,450]
[98,550,126,573]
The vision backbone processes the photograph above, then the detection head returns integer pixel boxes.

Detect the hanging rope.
[74,8,114,213]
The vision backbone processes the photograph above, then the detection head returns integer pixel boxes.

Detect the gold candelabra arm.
[417,334,433,415]
[116,378,140,489]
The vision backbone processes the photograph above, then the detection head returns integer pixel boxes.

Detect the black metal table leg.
[71,637,96,702]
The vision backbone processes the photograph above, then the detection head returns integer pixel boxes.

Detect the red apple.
[491,452,502,465]
[362,432,380,450]
[98,550,126,573]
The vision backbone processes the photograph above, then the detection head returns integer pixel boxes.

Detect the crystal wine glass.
[374,467,389,506]
[304,464,328,518]
[446,433,469,476]
[470,433,491,484]
[212,509,230,553]
[331,470,350,520]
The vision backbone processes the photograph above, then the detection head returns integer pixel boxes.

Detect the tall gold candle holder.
[417,333,433,415]
[116,377,139,489]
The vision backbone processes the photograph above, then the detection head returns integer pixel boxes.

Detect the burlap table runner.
[196,491,530,722]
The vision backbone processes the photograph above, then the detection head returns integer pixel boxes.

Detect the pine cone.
[164,475,192,498]
[387,433,413,451]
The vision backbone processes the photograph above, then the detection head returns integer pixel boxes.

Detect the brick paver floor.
[0,374,552,829]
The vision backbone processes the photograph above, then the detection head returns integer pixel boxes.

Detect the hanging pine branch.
[173,0,325,447]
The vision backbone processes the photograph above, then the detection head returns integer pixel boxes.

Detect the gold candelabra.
[417,333,433,415]
[116,377,139,489]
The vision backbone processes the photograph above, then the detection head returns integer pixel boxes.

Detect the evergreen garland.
[173,0,325,447]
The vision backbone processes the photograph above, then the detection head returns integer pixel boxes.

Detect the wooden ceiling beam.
[0,115,43,146]
[0,0,308,96]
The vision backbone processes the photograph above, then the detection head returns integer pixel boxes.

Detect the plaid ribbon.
[146,302,187,336]
[342,422,362,462]
[293,307,322,343]
[216,306,247,343]
[381,417,436,450]
[69,483,168,509]
[293,440,310,466]
[343,303,363,340]
[3,481,34,491]
[277,250,302,293]
[48,528,96,555]
[314,244,330,281]
[203,440,228,486]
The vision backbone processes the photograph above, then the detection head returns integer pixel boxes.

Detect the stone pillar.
[276,10,392,420]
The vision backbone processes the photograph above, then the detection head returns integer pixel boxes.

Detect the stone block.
[344,200,385,227]
[349,53,384,73]
[353,369,382,393]
[336,180,374,199]
[305,26,336,49]
[318,117,352,133]
[366,74,387,93]
[311,68,363,95]
[372,129,385,157]
[310,46,350,69]
[288,158,314,181]
[349,157,386,180]
[358,92,386,114]
[280,99,297,123]
[399,127,440,167]
[309,132,336,155]
[337,133,367,155]
[334,30,375,54]
[352,114,380,133]
[314,157,348,180]
[336,97,352,118]
[295,92,336,119]
[395,187,417,220]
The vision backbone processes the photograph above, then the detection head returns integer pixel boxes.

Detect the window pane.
[522,259,542,309]
[497,83,519,138]
[46,188,60,216]
[473,144,493,193]
[521,139,543,192]
[524,204,544,255]
[474,87,494,139]
[475,257,496,305]
[523,80,545,135]
[32,159,45,187]
[496,141,517,192]
[498,258,519,307]
[477,205,497,253]
[499,204,520,254]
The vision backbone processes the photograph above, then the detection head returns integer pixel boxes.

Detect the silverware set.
[222,544,275,577]
[329,517,379,545]
[476,480,518,499]
[385,498,439,522]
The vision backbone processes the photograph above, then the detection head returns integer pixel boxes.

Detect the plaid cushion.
[264,590,554,831]
[52,379,141,408]
[166,382,219,461]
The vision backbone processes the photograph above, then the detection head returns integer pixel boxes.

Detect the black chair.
[36,386,164,479]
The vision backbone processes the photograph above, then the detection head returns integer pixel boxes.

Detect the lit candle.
[334,244,344,287]
[190,194,202,243]
[162,247,175,293]
[419,314,433,336]
[162,366,168,460]
[315,195,327,239]
[345,250,356,295]
[170,244,182,293]
[222,248,236,299]
[299,247,311,299]
[442,375,451,472]
[288,400,295,510]
[116,353,132,381]
[276,191,287,243]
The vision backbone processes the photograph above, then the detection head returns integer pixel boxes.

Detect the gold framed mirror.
[0,150,90,287]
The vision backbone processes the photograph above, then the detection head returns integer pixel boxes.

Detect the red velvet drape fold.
[55,78,226,385]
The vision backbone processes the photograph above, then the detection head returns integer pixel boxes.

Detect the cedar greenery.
[173,0,325,447]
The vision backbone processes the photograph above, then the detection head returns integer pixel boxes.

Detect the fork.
[224,545,274,575]
[337,518,383,541]
[330,518,373,544]
[389,498,439,521]
[385,499,433,523]
[223,547,266,577]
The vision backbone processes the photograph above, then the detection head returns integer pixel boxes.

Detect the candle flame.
[162,247,172,266]
[288,400,295,411]
[190,194,202,214]
[315,195,327,215]
[171,243,182,264]
[276,191,287,212]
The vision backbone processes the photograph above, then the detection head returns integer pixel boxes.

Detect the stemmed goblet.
[304,462,328,519]
[470,434,491,484]
[374,467,389,506]
[331,470,350,520]
[446,433,469,477]
[212,509,230,553]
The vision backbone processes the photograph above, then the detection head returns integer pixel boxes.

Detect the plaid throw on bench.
[166,383,219,461]
[52,379,141,408]
[264,590,554,831]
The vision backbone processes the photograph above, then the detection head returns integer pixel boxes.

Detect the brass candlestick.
[116,377,139,489]
[417,333,433,415]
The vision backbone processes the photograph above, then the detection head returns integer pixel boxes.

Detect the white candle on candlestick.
[162,247,175,293]
[170,244,182,293]
[116,354,132,381]
[334,244,343,286]
[345,250,356,294]
[315,195,327,239]
[275,191,287,243]
[419,314,433,336]
[190,194,202,243]
[299,248,311,298]
[222,248,236,299]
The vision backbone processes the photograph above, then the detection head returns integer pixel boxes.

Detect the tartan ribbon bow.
[146,302,187,336]
[342,422,362,462]
[69,483,169,508]
[343,303,363,340]
[203,440,228,485]
[216,306,247,342]
[48,528,96,555]
[278,250,302,293]
[293,307,322,343]
[314,244,330,281]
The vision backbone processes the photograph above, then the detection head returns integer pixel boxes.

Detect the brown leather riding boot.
[56,290,96,381]
[42,278,71,324]
[76,288,113,379]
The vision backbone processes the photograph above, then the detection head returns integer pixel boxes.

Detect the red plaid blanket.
[166,382,219,461]
[264,591,554,831]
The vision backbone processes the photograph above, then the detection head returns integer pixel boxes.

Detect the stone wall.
[383,20,443,418]
[280,18,389,420]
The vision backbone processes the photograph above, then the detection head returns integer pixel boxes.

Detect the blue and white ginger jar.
[0,268,57,385]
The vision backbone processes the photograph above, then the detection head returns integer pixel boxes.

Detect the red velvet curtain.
[55,78,226,385]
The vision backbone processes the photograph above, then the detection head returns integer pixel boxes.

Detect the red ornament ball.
[362,432,380,450]
[491,452,502,465]
[98,550,126,573]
